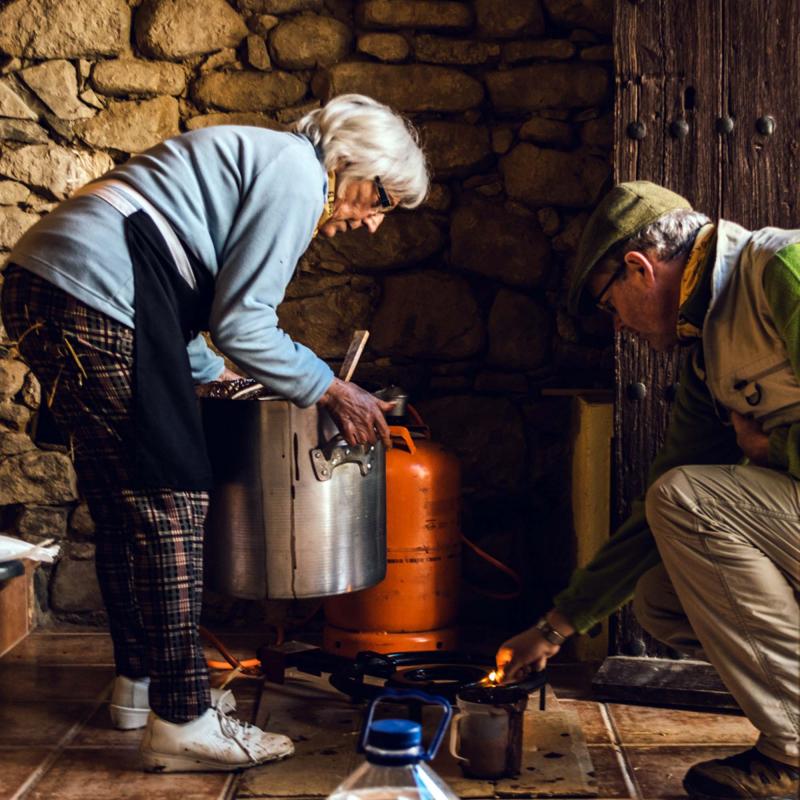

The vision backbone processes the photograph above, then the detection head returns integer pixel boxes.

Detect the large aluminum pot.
[202,396,386,600]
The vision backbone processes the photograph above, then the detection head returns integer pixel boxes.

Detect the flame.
[479,669,501,686]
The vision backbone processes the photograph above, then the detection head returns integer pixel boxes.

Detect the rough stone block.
[414,35,499,65]
[248,14,280,36]
[51,557,103,613]
[500,143,610,208]
[0,79,38,121]
[278,278,376,359]
[474,0,545,38]
[0,450,78,505]
[269,14,351,69]
[581,113,612,148]
[581,44,612,61]
[0,120,50,145]
[486,64,609,110]
[416,395,525,493]
[92,59,187,96]
[502,39,575,63]
[0,207,40,251]
[19,61,94,120]
[357,33,409,62]
[0,144,114,200]
[370,271,485,359]
[186,111,285,131]
[312,212,445,270]
[542,0,612,34]
[519,116,575,147]
[136,0,248,60]
[313,63,483,112]
[0,431,35,457]
[246,35,272,71]
[357,0,473,31]
[237,0,322,12]
[0,359,28,401]
[0,0,130,59]
[69,502,96,537]
[0,399,31,430]
[15,505,69,540]
[488,289,552,370]
[420,121,491,178]
[200,49,240,72]
[450,197,550,289]
[193,70,306,111]
[75,96,180,153]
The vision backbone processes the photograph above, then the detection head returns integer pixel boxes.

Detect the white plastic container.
[328,691,458,800]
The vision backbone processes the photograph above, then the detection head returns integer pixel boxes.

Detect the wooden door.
[612,0,799,660]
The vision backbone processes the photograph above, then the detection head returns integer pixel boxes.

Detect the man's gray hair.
[295,94,429,209]
[623,208,711,261]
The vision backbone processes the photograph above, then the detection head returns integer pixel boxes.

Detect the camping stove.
[258,641,548,708]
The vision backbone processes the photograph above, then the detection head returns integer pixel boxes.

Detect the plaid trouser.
[1,265,211,722]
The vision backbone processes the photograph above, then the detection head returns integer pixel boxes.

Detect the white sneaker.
[109,676,237,730]
[140,706,294,772]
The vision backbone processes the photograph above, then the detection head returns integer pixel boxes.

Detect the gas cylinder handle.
[388,425,416,454]
[359,688,452,761]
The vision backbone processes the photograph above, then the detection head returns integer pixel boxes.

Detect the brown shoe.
[684,747,799,799]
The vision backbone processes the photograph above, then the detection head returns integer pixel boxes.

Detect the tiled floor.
[0,631,758,799]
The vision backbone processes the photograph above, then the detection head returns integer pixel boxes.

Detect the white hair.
[624,209,711,261]
[294,94,429,209]
[596,208,711,277]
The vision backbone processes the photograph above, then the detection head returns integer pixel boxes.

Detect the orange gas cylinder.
[323,422,461,657]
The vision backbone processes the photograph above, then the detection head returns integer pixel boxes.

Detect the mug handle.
[448,711,469,764]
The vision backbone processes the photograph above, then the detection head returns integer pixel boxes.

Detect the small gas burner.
[258,642,548,708]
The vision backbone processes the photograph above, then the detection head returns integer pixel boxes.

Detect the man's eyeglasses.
[593,263,626,313]
[374,176,393,211]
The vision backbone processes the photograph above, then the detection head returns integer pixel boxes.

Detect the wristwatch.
[535,616,568,645]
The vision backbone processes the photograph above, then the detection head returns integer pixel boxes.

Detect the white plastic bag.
[0,534,60,564]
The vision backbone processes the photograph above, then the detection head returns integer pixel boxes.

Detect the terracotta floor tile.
[0,747,53,797]
[0,700,90,746]
[586,746,636,798]
[70,704,146,748]
[0,663,114,702]
[26,748,232,800]
[560,700,613,744]
[626,745,746,798]
[607,703,758,746]
[4,632,115,666]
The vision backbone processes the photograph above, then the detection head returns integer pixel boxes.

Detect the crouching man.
[497,182,799,799]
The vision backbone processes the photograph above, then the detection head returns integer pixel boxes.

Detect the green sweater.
[554,240,800,635]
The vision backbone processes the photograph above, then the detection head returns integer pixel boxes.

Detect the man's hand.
[318,377,395,448]
[194,367,241,397]
[731,411,770,465]
[495,610,574,683]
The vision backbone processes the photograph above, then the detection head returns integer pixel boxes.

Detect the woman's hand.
[317,377,395,448]
[495,610,574,683]
[731,411,770,465]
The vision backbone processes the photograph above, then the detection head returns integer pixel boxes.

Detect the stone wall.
[0,0,613,630]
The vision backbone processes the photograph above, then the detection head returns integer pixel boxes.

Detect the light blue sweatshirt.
[9,127,334,408]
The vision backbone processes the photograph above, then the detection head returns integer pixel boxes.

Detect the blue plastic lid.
[367,719,422,752]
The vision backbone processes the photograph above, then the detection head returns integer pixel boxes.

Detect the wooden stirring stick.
[339,330,369,382]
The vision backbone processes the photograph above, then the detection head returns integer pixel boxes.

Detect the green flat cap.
[568,180,692,314]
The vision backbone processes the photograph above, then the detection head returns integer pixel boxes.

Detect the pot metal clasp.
[310,441,376,481]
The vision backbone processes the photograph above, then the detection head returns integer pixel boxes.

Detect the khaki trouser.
[634,464,800,766]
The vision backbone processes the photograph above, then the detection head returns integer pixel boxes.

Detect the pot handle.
[449,710,469,764]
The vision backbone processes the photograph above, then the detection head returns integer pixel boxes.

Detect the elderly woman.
[0,94,429,772]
